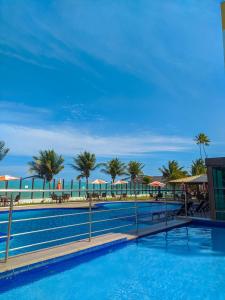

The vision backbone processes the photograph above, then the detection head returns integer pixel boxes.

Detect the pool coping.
[0,199,181,213]
[0,218,191,279]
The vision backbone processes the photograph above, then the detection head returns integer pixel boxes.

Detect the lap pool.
[0,202,180,258]
[1,223,225,299]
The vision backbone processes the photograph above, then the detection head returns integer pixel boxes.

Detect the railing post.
[134,182,138,234]
[5,195,14,262]
[86,180,92,242]
[5,180,8,196]
[184,191,188,217]
[19,178,22,199]
[88,197,92,242]
[70,179,73,197]
[42,179,46,199]
[165,190,168,226]
[31,178,34,199]
[78,180,81,197]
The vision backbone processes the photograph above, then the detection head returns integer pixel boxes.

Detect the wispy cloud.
[0,101,52,124]
[1,0,222,101]
[0,123,193,157]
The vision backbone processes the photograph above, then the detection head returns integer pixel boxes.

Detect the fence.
[0,178,180,201]
[0,188,188,263]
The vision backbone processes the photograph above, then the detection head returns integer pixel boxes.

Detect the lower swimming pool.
[1,223,225,299]
[0,202,180,257]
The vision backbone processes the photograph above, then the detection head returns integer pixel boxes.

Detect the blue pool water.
[1,224,225,299]
[0,202,180,257]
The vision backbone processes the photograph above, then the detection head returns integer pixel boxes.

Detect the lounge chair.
[14,194,20,205]
[0,196,9,207]
[51,193,62,203]
[165,201,194,219]
[120,193,127,200]
[62,193,70,202]
[193,200,206,214]
[176,201,193,216]
[92,193,100,199]
[101,192,107,200]
[201,201,210,215]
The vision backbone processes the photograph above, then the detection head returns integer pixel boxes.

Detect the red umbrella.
[149,181,165,187]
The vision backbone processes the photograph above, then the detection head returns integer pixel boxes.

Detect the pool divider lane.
[0,218,191,279]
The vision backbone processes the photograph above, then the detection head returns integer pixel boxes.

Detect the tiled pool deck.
[0,218,191,278]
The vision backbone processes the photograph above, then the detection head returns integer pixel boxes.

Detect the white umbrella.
[113,180,128,185]
[92,179,108,184]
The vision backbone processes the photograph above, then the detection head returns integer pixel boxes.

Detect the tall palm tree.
[191,159,206,176]
[159,160,188,182]
[127,161,144,182]
[101,158,126,183]
[0,141,9,161]
[28,150,64,182]
[71,151,102,188]
[194,133,210,159]
[126,161,144,197]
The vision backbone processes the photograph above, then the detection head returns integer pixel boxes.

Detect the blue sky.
[0,0,225,180]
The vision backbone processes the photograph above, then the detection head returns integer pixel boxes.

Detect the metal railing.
[0,188,187,262]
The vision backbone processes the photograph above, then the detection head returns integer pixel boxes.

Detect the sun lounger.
[194,200,206,213]
[51,193,62,203]
[62,193,70,202]
[0,196,9,207]
[101,193,107,200]
[120,193,127,200]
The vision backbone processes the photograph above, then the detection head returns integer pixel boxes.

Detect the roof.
[169,174,208,184]
[151,176,165,183]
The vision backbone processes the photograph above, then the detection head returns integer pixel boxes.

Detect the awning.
[169,174,208,184]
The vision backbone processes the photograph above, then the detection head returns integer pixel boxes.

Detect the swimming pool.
[1,223,225,299]
[0,202,180,257]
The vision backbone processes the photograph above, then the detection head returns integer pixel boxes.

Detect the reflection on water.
[138,225,225,256]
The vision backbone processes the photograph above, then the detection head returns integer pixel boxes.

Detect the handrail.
[0,188,187,193]
[7,223,134,253]
[7,206,136,224]
[0,203,176,225]
[1,214,136,239]
[0,189,186,262]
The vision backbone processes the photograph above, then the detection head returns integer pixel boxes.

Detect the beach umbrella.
[113,180,128,185]
[92,179,108,184]
[149,181,165,187]
[0,175,20,181]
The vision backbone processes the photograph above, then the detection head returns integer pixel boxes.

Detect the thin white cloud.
[0,123,193,157]
[0,101,52,124]
[1,0,221,101]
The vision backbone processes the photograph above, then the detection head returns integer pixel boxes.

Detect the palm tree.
[159,160,188,182]
[194,133,210,159]
[28,150,64,182]
[142,176,152,185]
[0,141,9,161]
[71,151,102,189]
[101,158,126,183]
[126,161,144,197]
[127,161,144,182]
[191,159,206,176]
